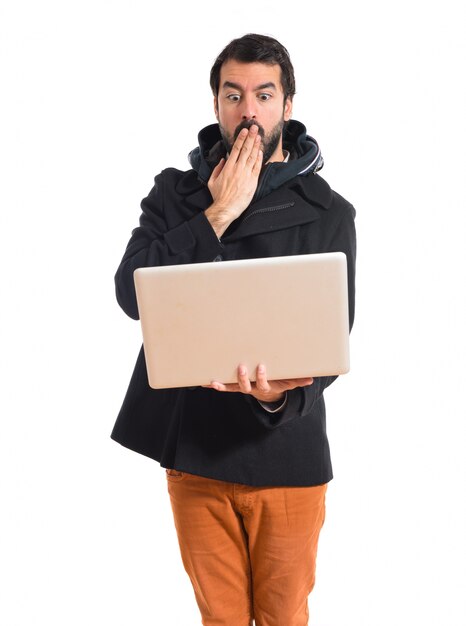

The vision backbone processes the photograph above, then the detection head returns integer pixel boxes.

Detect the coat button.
[213,254,223,262]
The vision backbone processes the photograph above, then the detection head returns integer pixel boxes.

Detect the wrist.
[205,204,231,238]
[256,392,288,413]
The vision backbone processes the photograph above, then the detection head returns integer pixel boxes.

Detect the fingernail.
[239,366,246,375]
[258,365,265,373]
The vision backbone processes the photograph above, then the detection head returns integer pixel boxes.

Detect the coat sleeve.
[115,171,225,320]
[246,199,357,429]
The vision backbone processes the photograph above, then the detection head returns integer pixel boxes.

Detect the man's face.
[214,60,293,164]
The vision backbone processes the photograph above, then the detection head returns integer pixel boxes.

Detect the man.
[111,33,356,626]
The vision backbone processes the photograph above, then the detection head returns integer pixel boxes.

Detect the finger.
[255,364,271,393]
[253,149,264,175]
[229,127,249,163]
[237,365,252,393]
[246,134,262,172]
[209,381,241,392]
[237,125,260,167]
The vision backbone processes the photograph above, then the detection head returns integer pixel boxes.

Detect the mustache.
[233,119,265,141]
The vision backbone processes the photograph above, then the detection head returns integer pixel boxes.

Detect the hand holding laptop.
[203,363,314,403]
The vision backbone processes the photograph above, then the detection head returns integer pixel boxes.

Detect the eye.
[227,94,241,102]
[258,93,272,101]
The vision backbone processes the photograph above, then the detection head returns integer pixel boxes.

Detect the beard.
[219,117,285,164]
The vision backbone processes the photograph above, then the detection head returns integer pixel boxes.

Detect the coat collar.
[188,120,324,189]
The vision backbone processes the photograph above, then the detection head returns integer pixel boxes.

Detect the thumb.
[209,157,225,184]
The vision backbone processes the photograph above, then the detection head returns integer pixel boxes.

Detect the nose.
[240,94,258,121]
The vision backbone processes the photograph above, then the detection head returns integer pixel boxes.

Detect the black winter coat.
[111,121,356,487]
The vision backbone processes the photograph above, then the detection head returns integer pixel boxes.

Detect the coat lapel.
[222,188,322,241]
[175,170,332,241]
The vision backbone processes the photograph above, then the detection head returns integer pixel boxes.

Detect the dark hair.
[210,33,296,103]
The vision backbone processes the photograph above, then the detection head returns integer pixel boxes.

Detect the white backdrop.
[1,1,465,624]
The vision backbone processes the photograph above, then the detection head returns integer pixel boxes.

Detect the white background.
[1,0,465,624]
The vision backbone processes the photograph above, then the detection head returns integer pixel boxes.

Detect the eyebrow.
[221,81,277,92]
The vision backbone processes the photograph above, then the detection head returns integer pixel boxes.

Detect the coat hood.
[188,119,324,203]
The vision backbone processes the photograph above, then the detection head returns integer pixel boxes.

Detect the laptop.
[133,252,350,389]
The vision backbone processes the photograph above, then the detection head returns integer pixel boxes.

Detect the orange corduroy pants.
[166,469,327,626]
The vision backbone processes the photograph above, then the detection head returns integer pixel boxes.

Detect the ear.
[284,96,293,122]
[213,96,219,121]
